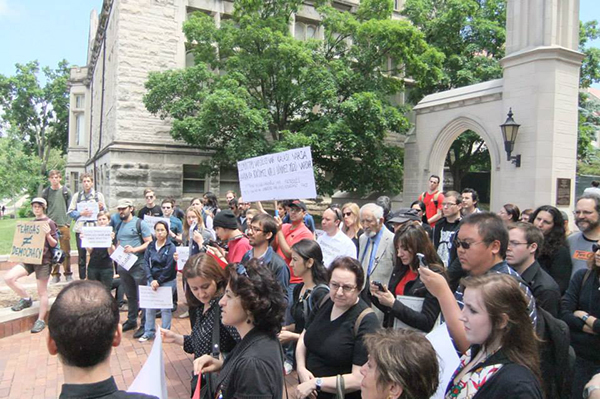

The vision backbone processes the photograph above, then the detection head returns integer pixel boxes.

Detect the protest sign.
[110,245,137,270]
[81,226,113,248]
[76,201,99,221]
[237,146,317,202]
[10,221,46,265]
[176,246,190,271]
[139,286,174,309]
[426,323,460,399]
[128,331,168,398]
[144,215,170,231]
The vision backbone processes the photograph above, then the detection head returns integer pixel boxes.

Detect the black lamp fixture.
[500,108,521,167]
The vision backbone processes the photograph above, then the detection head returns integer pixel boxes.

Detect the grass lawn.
[0,217,76,255]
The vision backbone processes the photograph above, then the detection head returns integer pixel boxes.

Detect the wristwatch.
[584,385,600,399]
[315,378,323,393]
[583,314,590,322]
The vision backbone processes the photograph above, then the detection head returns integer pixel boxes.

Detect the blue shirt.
[115,217,152,255]
[361,228,384,277]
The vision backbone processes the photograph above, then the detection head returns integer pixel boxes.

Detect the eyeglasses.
[442,202,457,207]
[236,264,249,277]
[329,282,356,293]
[454,238,485,250]
[145,195,154,199]
[575,210,596,217]
[508,241,529,248]
[248,225,264,234]
[592,244,600,253]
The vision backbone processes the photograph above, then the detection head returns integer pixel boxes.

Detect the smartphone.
[417,253,429,269]
[372,280,385,292]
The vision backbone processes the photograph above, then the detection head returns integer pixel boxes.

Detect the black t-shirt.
[304,299,379,399]
[137,205,162,218]
[89,248,113,269]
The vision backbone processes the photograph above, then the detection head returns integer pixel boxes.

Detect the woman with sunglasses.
[295,257,379,399]
[561,241,600,399]
[341,203,363,254]
[161,253,240,397]
[193,259,287,399]
[369,224,445,333]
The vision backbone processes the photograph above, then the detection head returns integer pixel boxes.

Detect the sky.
[0,0,598,88]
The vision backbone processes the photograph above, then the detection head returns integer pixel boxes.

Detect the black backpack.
[115,217,144,244]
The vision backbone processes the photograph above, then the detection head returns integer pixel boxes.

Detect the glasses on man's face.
[454,238,484,250]
[508,241,529,248]
[442,202,457,207]
[248,225,264,234]
[329,282,356,294]
[592,244,600,253]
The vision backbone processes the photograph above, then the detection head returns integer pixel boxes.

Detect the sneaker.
[65,275,73,282]
[11,297,33,312]
[284,361,294,375]
[31,319,46,334]
[133,327,145,339]
[50,276,60,284]
[178,310,189,319]
[138,334,153,343]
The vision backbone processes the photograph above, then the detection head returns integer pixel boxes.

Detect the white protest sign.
[393,295,424,330]
[176,246,190,271]
[426,323,460,399]
[128,330,168,399]
[81,226,113,248]
[144,215,170,231]
[76,201,99,221]
[237,146,317,202]
[110,245,137,270]
[139,286,174,309]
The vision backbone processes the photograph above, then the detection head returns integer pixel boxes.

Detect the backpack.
[76,189,99,204]
[42,186,70,208]
[115,217,144,245]
[302,284,330,323]
[419,191,441,207]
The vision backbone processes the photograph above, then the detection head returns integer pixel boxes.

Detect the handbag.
[335,374,345,399]
[191,304,222,399]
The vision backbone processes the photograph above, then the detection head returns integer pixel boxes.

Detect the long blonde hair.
[341,202,362,232]
[183,206,206,242]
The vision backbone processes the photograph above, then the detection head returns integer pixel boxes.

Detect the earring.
[246,319,252,324]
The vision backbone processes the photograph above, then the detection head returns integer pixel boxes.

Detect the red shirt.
[395,269,418,296]
[421,191,444,227]
[227,235,252,263]
[276,223,314,284]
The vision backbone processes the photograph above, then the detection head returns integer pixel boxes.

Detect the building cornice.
[86,0,114,84]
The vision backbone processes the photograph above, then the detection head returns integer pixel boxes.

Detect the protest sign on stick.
[10,222,46,265]
[237,146,317,202]
[81,226,113,248]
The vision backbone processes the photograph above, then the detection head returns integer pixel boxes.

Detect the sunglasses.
[343,212,353,217]
[454,238,484,250]
[593,244,600,253]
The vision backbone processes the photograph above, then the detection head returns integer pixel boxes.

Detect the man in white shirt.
[317,206,357,267]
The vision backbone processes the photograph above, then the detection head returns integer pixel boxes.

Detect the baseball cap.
[389,208,421,224]
[117,199,134,209]
[289,200,307,211]
[31,197,47,208]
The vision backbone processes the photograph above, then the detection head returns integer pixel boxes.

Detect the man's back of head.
[48,280,119,368]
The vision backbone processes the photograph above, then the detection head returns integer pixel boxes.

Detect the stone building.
[65,0,406,208]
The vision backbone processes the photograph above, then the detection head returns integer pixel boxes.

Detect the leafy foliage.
[144,0,443,195]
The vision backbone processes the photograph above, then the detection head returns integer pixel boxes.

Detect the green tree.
[144,0,443,195]
[0,135,41,204]
[445,130,490,191]
[0,60,70,191]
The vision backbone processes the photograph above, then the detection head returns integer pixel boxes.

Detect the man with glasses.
[160,199,183,245]
[568,194,600,276]
[433,191,462,266]
[137,188,162,218]
[317,207,357,268]
[507,222,560,317]
[241,213,290,295]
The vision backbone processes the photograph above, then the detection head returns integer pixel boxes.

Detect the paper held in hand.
[76,201,99,221]
[81,226,113,248]
[144,215,171,231]
[393,295,425,330]
[110,245,137,270]
[139,286,174,309]
[176,247,190,271]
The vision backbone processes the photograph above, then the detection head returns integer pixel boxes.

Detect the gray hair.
[360,203,384,220]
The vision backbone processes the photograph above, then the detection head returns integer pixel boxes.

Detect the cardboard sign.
[10,222,46,265]
[81,226,113,248]
[237,146,317,202]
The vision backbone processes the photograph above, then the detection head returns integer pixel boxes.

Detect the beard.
[577,218,600,233]
[119,214,128,220]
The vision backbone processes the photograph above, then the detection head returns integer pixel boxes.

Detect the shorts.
[23,263,51,280]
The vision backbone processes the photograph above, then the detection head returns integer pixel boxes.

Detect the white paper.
[128,330,168,399]
[144,215,170,231]
[110,245,137,271]
[76,201,99,221]
[426,323,460,399]
[176,246,190,271]
[81,226,113,248]
[139,286,174,309]
[237,146,317,202]
[393,295,425,330]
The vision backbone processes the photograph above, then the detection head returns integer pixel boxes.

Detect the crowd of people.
[5,170,600,399]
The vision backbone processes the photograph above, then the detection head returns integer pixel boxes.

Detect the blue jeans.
[143,279,177,338]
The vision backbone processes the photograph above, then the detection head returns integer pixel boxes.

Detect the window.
[183,165,207,194]
[76,113,85,145]
[220,167,240,196]
[75,95,84,109]
[294,21,319,41]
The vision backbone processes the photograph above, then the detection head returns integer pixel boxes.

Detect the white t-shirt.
[317,229,358,268]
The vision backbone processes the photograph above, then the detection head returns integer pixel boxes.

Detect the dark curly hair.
[529,205,566,258]
[227,259,287,337]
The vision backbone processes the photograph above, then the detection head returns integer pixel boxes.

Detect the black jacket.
[520,261,561,317]
[59,377,157,399]
[537,245,572,294]
[371,262,441,332]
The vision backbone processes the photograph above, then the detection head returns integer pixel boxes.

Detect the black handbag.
[190,304,222,399]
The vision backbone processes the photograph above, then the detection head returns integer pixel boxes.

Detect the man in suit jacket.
[358,203,396,324]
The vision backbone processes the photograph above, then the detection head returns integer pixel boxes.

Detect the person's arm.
[274,219,293,259]
[143,248,153,282]
[97,192,106,212]
[295,365,363,399]
[295,331,315,383]
[561,270,587,332]
[67,192,81,219]
[255,201,268,214]
[419,266,469,352]
[161,328,185,346]
[428,209,443,225]
[43,222,58,248]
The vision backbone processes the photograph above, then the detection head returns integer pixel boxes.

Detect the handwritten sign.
[76,201,99,221]
[10,222,46,265]
[110,245,138,270]
[139,286,174,309]
[81,226,113,248]
[176,247,190,271]
[144,215,170,231]
[237,146,317,202]
[128,330,168,398]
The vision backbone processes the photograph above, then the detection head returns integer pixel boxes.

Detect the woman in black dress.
[193,259,287,399]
